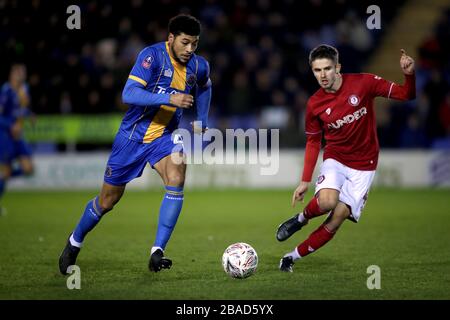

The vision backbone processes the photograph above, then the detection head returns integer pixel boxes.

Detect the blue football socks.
[72,196,105,247]
[154,186,184,250]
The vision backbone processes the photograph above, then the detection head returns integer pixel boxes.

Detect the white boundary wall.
[8,150,450,190]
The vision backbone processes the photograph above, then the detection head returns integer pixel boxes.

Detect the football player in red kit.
[276,44,416,272]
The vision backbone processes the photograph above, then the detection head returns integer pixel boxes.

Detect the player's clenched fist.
[170,93,194,109]
[400,49,415,75]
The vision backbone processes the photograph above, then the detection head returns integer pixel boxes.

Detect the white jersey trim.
[387,82,394,99]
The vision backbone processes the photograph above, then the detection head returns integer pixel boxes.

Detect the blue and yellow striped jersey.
[0,83,29,135]
[119,41,210,143]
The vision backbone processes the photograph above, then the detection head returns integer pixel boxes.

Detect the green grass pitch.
[0,188,449,300]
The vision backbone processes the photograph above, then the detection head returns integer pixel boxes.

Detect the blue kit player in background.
[0,63,34,215]
[59,14,212,274]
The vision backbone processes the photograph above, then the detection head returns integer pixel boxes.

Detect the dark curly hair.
[168,14,201,37]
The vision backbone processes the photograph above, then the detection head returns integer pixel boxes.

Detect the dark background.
[1,0,449,149]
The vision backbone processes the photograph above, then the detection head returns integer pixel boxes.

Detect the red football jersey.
[305,73,415,172]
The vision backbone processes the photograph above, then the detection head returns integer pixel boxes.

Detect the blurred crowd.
[1,0,449,148]
[381,7,450,149]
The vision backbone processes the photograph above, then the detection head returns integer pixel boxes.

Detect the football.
[222,242,258,279]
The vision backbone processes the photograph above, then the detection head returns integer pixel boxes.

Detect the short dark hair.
[168,14,201,36]
[9,63,26,73]
[309,44,339,66]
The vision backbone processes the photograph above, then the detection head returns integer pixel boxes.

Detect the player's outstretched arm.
[122,79,171,107]
[122,79,193,109]
[388,49,416,101]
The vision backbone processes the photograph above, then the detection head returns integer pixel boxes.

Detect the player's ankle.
[69,233,83,248]
[285,248,301,261]
[151,246,163,255]
[298,212,307,223]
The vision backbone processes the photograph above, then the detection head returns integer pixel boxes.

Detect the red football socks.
[297,224,335,257]
[303,197,327,219]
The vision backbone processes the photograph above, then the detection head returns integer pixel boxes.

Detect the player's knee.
[99,194,120,212]
[166,173,185,187]
[101,201,115,212]
[334,208,350,221]
[318,196,338,212]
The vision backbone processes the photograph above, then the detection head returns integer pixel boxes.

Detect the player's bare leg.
[277,188,339,241]
[17,156,34,176]
[323,201,350,233]
[154,152,186,187]
[98,182,126,212]
[149,152,186,272]
[2,156,34,216]
[317,188,339,212]
[280,201,350,272]
[6,154,34,179]
[59,182,125,275]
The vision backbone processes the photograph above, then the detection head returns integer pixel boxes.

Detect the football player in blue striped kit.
[0,63,34,216]
[59,14,212,274]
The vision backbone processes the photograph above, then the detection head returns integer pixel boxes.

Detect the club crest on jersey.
[186,74,197,87]
[105,166,112,177]
[348,94,360,106]
[317,175,325,184]
[164,69,173,78]
[325,108,331,115]
[141,55,153,69]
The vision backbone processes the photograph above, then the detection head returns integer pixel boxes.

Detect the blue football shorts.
[0,135,11,164]
[0,135,33,165]
[104,133,184,186]
[14,139,33,158]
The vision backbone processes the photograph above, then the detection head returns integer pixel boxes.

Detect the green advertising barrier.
[23,114,123,143]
